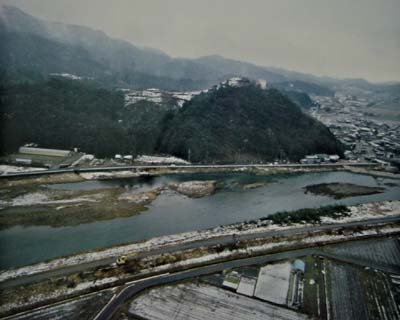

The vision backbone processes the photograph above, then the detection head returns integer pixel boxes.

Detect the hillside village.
[311,95,400,167]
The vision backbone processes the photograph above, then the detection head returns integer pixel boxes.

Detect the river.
[0,170,399,269]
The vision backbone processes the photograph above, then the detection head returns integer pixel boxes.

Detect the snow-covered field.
[128,282,308,320]
[254,262,291,304]
[236,276,256,296]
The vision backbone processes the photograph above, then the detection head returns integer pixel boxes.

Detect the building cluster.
[6,146,84,169]
[300,154,340,165]
[120,88,204,107]
[310,94,400,165]
[120,77,266,108]
[221,260,305,309]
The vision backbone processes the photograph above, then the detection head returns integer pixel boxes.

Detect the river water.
[0,171,399,269]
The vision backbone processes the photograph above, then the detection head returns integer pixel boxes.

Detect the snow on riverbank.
[0,165,46,175]
[0,200,399,283]
[320,201,400,224]
[0,192,99,209]
[135,155,189,165]
[79,170,149,180]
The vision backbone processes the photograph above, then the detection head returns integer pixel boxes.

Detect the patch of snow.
[237,276,256,296]
[135,155,190,165]
[0,165,46,175]
[49,73,84,80]
[254,262,291,304]
[79,171,148,180]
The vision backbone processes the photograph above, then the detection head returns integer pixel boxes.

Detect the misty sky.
[5,0,400,82]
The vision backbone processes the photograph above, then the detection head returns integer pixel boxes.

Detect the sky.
[4,0,400,82]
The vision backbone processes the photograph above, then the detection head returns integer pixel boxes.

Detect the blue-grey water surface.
[0,171,399,269]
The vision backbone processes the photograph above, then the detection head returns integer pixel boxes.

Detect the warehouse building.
[18,147,72,157]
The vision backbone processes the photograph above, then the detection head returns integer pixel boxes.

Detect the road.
[93,244,400,320]
[1,215,399,290]
[0,162,375,178]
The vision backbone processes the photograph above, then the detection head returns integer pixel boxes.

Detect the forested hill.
[160,84,343,163]
[0,78,342,162]
[0,78,129,156]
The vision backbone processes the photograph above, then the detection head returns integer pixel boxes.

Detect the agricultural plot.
[128,282,310,320]
[325,237,400,268]
[236,276,256,296]
[254,262,291,305]
[302,256,328,319]
[327,261,369,320]
[327,260,400,320]
[222,271,240,289]
[7,289,114,320]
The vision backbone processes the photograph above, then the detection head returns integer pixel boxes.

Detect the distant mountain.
[160,80,343,163]
[271,80,334,97]
[1,5,398,97]
[281,91,315,109]
[0,5,332,92]
[0,31,105,77]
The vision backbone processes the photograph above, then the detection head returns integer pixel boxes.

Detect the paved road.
[93,244,400,320]
[1,215,399,290]
[0,162,375,178]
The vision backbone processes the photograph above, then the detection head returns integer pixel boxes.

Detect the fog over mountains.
[2,4,398,94]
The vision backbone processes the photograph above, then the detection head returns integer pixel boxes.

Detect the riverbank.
[1,209,399,317]
[1,200,398,282]
[0,162,390,187]
[1,170,399,271]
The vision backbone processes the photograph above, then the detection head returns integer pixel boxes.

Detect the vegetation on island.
[264,205,351,225]
[304,183,385,199]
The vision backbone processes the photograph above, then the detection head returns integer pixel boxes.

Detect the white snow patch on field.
[128,282,309,320]
[0,165,46,175]
[237,276,256,296]
[254,262,291,304]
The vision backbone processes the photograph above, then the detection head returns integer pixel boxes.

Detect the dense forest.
[0,77,342,162]
[160,84,343,163]
[0,78,173,157]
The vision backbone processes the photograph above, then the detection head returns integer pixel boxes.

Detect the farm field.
[327,260,400,320]
[302,256,329,319]
[127,282,309,320]
[7,289,115,320]
[254,262,291,304]
[324,237,400,267]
